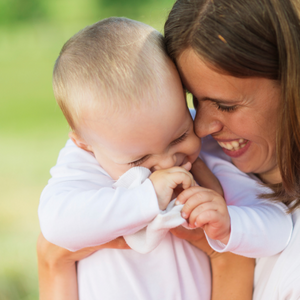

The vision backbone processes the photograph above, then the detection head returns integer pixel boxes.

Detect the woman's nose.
[194,110,223,138]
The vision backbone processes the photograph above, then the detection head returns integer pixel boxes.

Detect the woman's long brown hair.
[165,0,300,212]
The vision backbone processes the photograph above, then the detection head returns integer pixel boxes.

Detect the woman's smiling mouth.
[215,139,251,158]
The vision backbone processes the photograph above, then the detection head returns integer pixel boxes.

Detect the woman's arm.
[37,234,79,300]
[170,226,254,300]
[191,158,224,196]
[191,233,255,300]
[37,233,129,300]
[209,251,254,300]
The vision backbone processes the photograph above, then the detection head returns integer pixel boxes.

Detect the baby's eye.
[171,132,188,146]
[129,155,149,167]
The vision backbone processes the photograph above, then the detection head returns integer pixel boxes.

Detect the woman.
[164,0,300,298]
[38,0,300,299]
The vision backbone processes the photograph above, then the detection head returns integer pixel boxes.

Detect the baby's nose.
[152,155,177,171]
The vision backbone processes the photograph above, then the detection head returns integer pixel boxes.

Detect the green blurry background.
[0,1,176,298]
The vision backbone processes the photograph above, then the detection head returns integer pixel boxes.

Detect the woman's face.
[177,49,281,184]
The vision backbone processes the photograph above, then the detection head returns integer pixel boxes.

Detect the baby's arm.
[177,171,292,257]
[39,140,158,251]
[39,140,193,251]
[177,137,293,258]
[206,168,292,257]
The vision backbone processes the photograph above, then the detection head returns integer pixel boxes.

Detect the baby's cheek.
[106,164,132,180]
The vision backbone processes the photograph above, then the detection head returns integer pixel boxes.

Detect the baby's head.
[53,17,201,179]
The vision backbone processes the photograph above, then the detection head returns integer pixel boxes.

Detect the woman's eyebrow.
[202,96,240,104]
[185,90,239,105]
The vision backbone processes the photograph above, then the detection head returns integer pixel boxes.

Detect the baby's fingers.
[176,186,209,205]
[195,211,215,226]
[195,211,231,242]
[188,203,219,228]
[181,161,192,171]
[169,170,195,190]
[179,189,216,218]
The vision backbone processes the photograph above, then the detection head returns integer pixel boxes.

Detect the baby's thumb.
[181,161,192,171]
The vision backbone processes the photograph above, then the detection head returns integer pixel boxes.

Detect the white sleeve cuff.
[205,206,249,253]
[206,204,293,258]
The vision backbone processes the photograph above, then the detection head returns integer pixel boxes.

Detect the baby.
[39,17,292,300]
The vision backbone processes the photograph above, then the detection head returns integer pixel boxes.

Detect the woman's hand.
[37,232,130,267]
[37,233,130,300]
[170,225,222,258]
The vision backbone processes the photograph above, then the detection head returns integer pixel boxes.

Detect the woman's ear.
[69,131,93,153]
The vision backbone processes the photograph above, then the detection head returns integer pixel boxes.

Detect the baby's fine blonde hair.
[53,17,171,129]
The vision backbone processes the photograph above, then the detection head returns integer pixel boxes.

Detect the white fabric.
[254,208,300,300]
[39,141,211,300]
[39,141,160,251]
[114,167,188,254]
[77,234,211,300]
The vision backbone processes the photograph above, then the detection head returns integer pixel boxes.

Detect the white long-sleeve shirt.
[254,208,300,300]
[39,139,212,300]
[39,136,293,300]
[39,136,292,257]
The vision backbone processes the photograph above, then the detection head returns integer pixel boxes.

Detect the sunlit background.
[0,0,176,298]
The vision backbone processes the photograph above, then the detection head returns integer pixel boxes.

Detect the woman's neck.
[256,166,282,184]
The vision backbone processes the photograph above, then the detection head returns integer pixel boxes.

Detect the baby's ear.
[69,131,93,152]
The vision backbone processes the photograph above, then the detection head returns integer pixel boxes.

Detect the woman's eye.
[214,103,237,112]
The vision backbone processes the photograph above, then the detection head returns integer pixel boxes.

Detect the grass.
[0,1,176,298]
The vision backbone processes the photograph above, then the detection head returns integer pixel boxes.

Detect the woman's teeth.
[218,139,248,151]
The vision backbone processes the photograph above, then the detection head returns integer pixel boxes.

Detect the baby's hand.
[149,162,195,210]
[176,186,231,244]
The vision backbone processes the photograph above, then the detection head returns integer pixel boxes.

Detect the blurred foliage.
[100,0,152,17]
[0,0,176,299]
[0,0,174,25]
[0,0,48,24]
